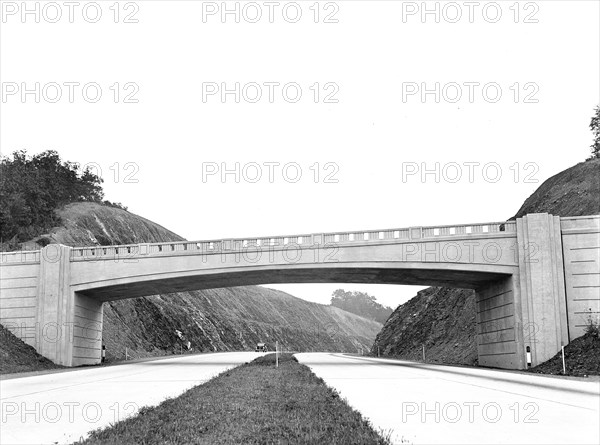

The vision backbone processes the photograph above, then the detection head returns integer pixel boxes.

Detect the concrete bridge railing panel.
[0,261,40,347]
[561,215,600,340]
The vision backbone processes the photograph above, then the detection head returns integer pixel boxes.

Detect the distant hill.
[372,159,600,366]
[331,289,393,324]
[0,202,381,372]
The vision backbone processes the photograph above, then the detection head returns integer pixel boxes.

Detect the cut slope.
[0,325,63,374]
[51,202,184,246]
[513,159,600,219]
[102,287,381,361]
[527,331,600,376]
[374,288,477,365]
[373,159,600,366]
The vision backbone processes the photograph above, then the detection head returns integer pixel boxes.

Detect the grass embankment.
[81,354,391,444]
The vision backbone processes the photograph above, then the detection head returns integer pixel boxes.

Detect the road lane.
[296,353,600,445]
[0,351,256,445]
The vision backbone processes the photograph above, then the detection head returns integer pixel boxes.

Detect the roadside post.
[561,345,566,374]
[276,341,279,368]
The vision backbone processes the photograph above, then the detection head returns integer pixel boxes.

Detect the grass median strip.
[79,353,391,444]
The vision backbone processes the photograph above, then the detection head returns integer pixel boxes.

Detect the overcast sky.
[1,0,598,309]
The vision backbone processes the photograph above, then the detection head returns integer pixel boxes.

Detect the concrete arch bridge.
[1,213,598,369]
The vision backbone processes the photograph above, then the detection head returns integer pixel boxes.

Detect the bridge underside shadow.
[79,266,511,301]
[73,264,521,369]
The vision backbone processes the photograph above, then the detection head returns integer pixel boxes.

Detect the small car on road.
[255,342,268,352]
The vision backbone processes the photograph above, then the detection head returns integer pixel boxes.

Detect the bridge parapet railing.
[323,228,411,243]
[0,250,41,263]
[321,221,515,244]
[67,220,516,261]
[229,234,313,249]
[420,221,515,238]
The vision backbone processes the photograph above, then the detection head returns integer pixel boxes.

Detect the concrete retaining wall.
[476,276,521,369]
[0,259,40,347]
[72,294,103,366]
[561,215,600,340]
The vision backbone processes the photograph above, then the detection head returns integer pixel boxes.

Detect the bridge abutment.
[476,275,524,369]
[35,245,104,367]
[36,245,75,366]
[515,214,569,367]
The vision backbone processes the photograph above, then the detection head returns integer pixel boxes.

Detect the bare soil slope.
[0,325,63,374]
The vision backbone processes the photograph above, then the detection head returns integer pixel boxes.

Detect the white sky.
[1,1,598,309]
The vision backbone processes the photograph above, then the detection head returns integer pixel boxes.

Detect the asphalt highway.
[2,352,598,444]
[0,351,256,444]
[296,353,600,445]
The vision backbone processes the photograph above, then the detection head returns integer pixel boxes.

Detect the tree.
[0,150,104,244]
[589,105,600,160]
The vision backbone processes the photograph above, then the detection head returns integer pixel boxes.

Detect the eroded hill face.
[103,288,381,361]
[513,159,600,219]
[373,159,600,366]
[1,201,381,368]
[0,325,63,374]
[52,202,185,246]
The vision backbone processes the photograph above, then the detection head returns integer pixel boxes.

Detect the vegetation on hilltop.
[331,289,394,324]
[588,105,599,160]
[0,150,126,248]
